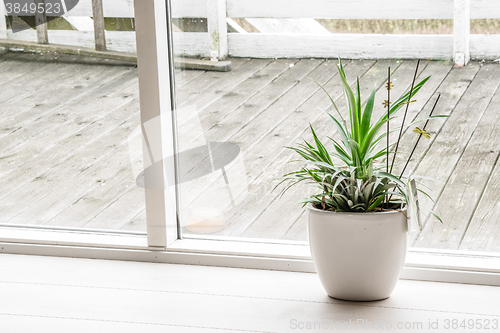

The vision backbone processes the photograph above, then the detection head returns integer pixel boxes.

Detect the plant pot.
[307,204,408,301]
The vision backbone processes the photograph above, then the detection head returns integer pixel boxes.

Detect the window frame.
[0,0,499,289]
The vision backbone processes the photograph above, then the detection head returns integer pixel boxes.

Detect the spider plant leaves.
[314,80,345,123]
[356,77,362,133]
[368,194,386,210]
[360,87,376,140]
[360,76,430,155]
[310,125,333,165]
[384,76,430,121]
[328,137,353,165]
[276,61,445,215]
[337,60,360,143]
[430,210,444,224]
[326,112,352,154]
[375,171,406,189]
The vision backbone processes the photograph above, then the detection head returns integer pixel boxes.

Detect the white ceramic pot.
[307,204,408,301]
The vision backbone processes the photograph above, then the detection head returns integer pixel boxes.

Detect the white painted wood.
[17,31,500,62]
[227,0,454,19]
[471,34,500,60]
[0,0,7,39]
[226,18,247,33]
[228,34,453,59]
[246,18,330,35]
[172,32,209,57]
[4,30,209,57]
[43,0,500,20]
[1,253,499,311]
[134,0,177,247]
[453,0,470,66]
[407,249,500,274]
[64,0,207,20]
[63,16,95,31]
[171,0,207,18]
[4,25,492,61]
[471,0,500,19]
[0,226,147,249]
[63,0,136,17]
[3,0,500,61]
[2,239,500,286]
[207,0,228,61]
[6,29,44,43]
[171,237,310,259]
[5,268,499,333]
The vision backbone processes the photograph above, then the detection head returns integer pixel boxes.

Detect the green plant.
[277,60,446,213]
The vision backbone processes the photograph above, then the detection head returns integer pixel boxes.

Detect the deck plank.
[460,130,500,251]
[414,63,500,249]
[415,80,500,250]
[392,62,480,199]
[1,53,500,251]
[177,59,301,150]
[0,62,115,140]
[1,95,141,225]
[0,74,140,223]
[175,58,267,122]
[84,186,145,230]
[237,60,425,239]
[119,208,146,232]
[212,59,391,238]
[175,69,205,88]
[0,68,135,169]
[388,60,455,176]
[180,58,322,179]
[178,59,325,230]
[7,125,142,227]
[217,60,385,237]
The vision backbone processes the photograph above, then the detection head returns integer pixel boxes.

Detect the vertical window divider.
[134,0,178,248]
[165,0,183,241]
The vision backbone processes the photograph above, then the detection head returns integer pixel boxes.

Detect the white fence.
[1,0,499,64]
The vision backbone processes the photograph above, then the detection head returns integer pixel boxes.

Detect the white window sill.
[1,225,499,287]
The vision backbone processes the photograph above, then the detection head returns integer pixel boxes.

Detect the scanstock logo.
[3,0,79,32]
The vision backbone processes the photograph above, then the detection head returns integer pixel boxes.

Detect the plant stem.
[389,59,420,174]
[387,92,440,206]
[398,94,441,179]
[386,67,390,208]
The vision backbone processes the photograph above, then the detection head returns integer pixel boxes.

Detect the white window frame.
[0,0,499,288]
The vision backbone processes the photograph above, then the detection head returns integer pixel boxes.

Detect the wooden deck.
[1,52,500,253]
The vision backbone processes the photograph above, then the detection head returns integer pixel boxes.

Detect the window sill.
[1,225,499,287]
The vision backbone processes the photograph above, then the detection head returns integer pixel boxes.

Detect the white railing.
[0,0,135,54]
[177,0,500,65]
[1,0,499,64]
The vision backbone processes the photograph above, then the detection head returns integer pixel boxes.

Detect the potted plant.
[277,60,444,301]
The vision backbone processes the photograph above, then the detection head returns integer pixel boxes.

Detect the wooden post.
[92,0,106,51]
[34,0,49,44]
[207,0,228,61]
[0,0,7,39]
[453,0,470,66]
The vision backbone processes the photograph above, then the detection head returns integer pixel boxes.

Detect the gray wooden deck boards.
[1,52,499,253]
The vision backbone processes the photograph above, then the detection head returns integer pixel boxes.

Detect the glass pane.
[0,52,145,232]
[170,0,500,254]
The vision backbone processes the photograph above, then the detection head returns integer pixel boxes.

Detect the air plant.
[277,59,447,214]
